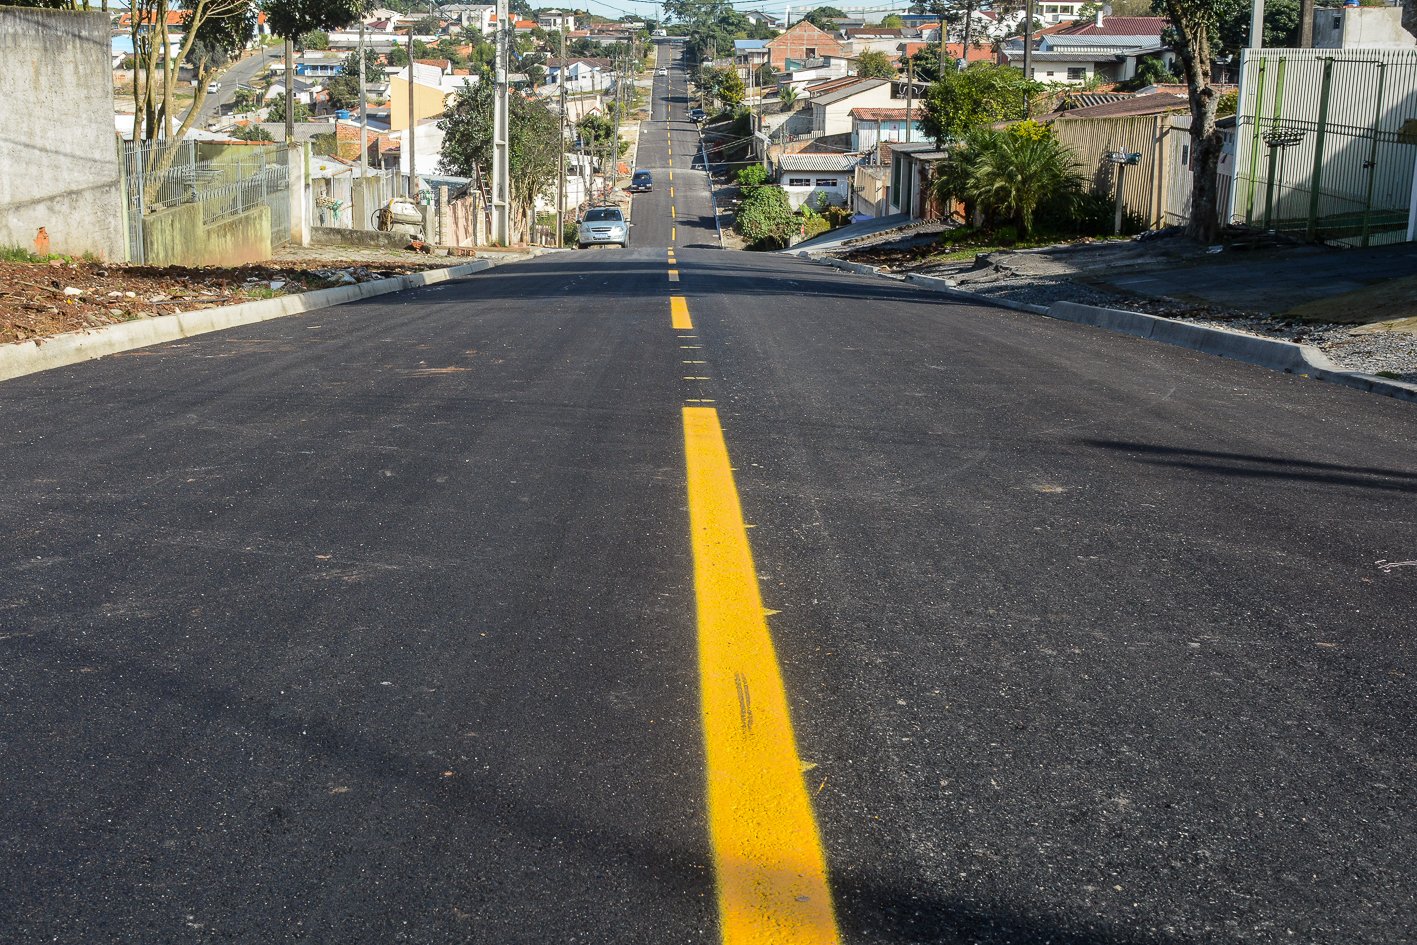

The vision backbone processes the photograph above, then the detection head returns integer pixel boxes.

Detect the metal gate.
[1233,48,1417,247]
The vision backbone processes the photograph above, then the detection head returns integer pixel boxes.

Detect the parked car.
[207,81,220,93]
[688,107,707,123]
[577,206,630,248]
[627,170,653,193]
[656,68,667,76]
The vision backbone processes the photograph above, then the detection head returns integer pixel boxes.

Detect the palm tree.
[778,84,798,111]
[963,128,1082,238]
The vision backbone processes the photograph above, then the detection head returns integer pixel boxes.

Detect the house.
[898,41,995,68]
[776,152,860,209]
[1004,15,1173,84]
[1034,1,1087,25]
[439,4,495,33]
[843,26,907,56]
[537,10,577,32]
[545,57,613,93]
[734,39,771,76]
[388,63,450,131]
[294,52,347,78]
[850,107,924,152]
[777,59,852,94]
[887,140,949,220]
[743,11,780,29]
[767,21,847,70]
[808,77,897,137]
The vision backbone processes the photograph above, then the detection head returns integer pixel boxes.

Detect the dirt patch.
[0,258,455,345]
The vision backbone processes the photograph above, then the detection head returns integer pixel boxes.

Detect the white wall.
[780,172,850,209]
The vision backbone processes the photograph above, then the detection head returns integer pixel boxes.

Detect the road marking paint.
[680,345,701,349]
[683,376,712,380]
[686,398,716,403]
[682,407,841,945]
[671,296,693,330]
[671,205,676,217]
[669,170,674,181]
[669,269,680,282]
[683,360,707,364]
[670,186,676,198]
[672,226,677,240]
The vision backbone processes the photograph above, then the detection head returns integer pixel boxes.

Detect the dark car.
[688,108,707,124]
[627,170,653,193]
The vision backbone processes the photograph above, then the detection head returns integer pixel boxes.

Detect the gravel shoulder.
[829,232,1417,383]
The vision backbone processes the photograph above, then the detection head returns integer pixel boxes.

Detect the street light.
[1262,126,1305,233]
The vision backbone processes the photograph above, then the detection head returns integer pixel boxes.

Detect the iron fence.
[1233,48,1417,247]
[119,139,291,263]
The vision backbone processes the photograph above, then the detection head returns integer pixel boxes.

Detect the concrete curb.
[800,253,1417,405]
[699,129,725,249]
[0,254,533,384]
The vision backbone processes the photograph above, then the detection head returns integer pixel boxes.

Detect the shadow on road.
[1084,440,1417,493]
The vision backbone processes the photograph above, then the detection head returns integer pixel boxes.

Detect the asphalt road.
[3,43,1416,945]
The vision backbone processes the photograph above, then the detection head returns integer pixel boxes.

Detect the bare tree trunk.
[1163,0,1222,242]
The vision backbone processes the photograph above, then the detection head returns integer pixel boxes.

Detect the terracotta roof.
[899,41,992,63]
[414,58,451,71]
[804,76,861,94]
[850,107,915,121]
[1056,16,1169,36]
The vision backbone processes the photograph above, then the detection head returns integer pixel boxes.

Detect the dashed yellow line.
[669,269,680,282]
[671,296,693,330]
[670,186,676,198]
[672,226,677,241]
[683,407,841,945]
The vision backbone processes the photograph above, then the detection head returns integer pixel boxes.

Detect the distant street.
[3,41,1416,945]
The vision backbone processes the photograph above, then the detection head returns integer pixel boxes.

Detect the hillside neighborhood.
[4,1,1417,944]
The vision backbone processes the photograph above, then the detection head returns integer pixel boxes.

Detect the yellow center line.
[672,226,677,241]
[669,269,680,282]
[683,407,841,945]
[671,205,677,218]
[669,170,674,181]
[670,186,676,198]
[671,296,693,330]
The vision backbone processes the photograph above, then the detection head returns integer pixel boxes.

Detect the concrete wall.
[144,204,271,266]
[0,8,126,260]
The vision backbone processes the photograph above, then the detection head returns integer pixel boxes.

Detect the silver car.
[577,207,629,248]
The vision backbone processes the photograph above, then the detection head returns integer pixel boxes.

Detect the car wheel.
[578,243,587,249]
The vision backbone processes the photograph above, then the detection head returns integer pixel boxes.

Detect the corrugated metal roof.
[811,77,889,106]
[778,153,862,171]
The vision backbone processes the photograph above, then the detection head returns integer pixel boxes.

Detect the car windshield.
[582,209,622,222]
[633,173,651,181]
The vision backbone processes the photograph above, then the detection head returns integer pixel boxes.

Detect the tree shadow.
[1083,439,1417,494]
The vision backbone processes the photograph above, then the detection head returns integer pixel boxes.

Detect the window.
[1180,144,1190,167]
[805,46,817,57]
[1046,71,1055,77]
[815,178,838,187]
[787,177,812,187]
[1067,67,1086,80]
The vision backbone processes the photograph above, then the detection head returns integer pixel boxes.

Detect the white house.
[537,10,577,32]
[1035,1,1087,25]
[439,4,495,34]
[808,77,898,137]
[545,57,614,94]
[777,152,860,209]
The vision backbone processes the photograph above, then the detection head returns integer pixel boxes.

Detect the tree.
[881,13,904,27]
[696,65,744,110]
[920,63,1030,144]
[232,123,276,141]
[266,94,310,123]
[387,40,409,66]
[958,123,1083,238]
[1215,0,1300,58]
[326,48,381,109]
[855,50,896,78]
[1156,0,1226,241]
[262,0,364,44]
[907,45,943,83]
[298,29,329,48]
[736,164,768,195]
[439,78,562,242]
[735,185,796,247]
[663,0,748,62]
[803,6,846,30]
[778,83,799,109]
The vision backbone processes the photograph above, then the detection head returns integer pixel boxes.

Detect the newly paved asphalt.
[3,44,1416,945]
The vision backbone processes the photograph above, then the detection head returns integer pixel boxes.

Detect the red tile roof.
[850,107,915,121]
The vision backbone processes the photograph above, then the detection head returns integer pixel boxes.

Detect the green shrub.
[736,185,796,248]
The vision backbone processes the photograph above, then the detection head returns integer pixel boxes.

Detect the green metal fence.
[1234,48,1417,247]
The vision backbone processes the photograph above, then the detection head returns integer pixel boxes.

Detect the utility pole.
[407,17,417,197]
[1250,0,1267,50]
[1022,0,1034,117]
[905,55,913,143]
[610,52,623,198]
[358,20,368,180]
[491,0,511,244]
[557,27,567,245]
[284,37,295,144]
[937,1,947,75]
